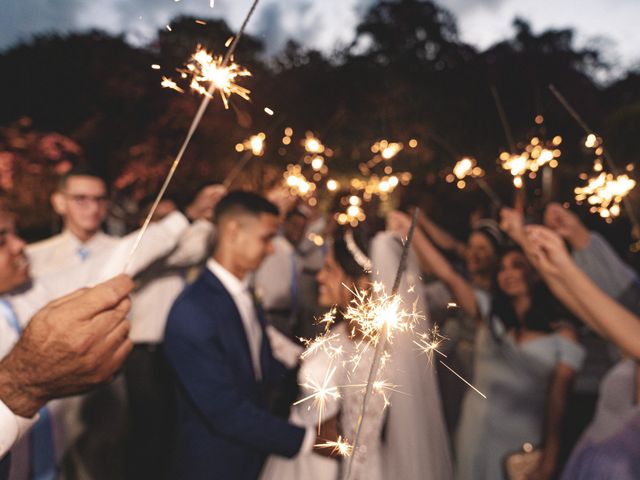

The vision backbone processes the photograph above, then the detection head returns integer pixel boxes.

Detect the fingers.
[64,275,134,320]
[90,296,132,334]
[45,287,90,309]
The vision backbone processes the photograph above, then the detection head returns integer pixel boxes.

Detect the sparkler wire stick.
[476,178,503,209]
[548,84,640,238]
[490,85,516,154]
[122,0,262,273]
[344,209,420,480]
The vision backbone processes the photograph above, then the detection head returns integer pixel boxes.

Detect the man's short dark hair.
[214,191,279,224]
[58,167,107,191]
[284,208,307,222]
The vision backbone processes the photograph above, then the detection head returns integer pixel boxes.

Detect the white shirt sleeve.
[0,399,37,458]
[12,212,190,324]
[163,220,215,268]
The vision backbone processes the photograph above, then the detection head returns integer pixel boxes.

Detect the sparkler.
[574,172,636,221]
[550,84,640,235]
[449,157,502,208]
[315,436,353,457]
[283,164,316,198]
[336,195,366,227]
[122,0,262,273]
[344,209,420,480]
[162,46,252,109]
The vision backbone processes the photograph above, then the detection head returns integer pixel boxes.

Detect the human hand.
[186,184,227,221]
[524,225,573,279]
[499,207,526,245]
[0,274,134,417]
[543,203,590,249]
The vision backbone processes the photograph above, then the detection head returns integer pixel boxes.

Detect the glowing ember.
[315,436,353,457]
[575,171,636,221]
[161,46,251,109]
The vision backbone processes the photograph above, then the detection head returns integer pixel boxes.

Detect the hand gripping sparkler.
[122,0,262,273]
[343,209,420,480]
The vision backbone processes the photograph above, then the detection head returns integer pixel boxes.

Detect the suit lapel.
[201,270,257,381]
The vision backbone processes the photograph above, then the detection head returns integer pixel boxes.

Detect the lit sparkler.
[344,209,420,480]
[235,132,265,156]
[315,436,353,457]
[162,46,252,109]
[283,164,316,198]
[122,0,262,273]
[448,157,502,207]
[336,195,366,227]
[574,171,636,221]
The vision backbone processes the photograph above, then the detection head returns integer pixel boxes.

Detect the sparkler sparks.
[575,171,636,221]
[315,436,353,457]
[414,327,448,362]
[336,195,366,227]
[235,132,265,156]
[167,46,251,108]
[294,365,342,432]
[283,164,316,198]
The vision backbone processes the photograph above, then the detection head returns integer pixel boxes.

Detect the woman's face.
[466,232,497,275]
[497,250,531,298]
[316,249,357,308]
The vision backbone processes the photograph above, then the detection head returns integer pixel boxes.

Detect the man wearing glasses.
[27,168,114,277]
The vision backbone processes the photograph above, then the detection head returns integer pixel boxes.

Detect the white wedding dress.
[260,321,385,480]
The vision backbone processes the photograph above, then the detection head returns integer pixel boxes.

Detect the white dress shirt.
[129,220,214,344]
[254,236,298,311]
[27,230,117,278]
[207,259,263,380]
[0,212,189,460]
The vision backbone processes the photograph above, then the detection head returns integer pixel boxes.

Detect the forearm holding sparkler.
[535,358,578,480]
[525,226,640,358]
[388,211,478,318]
[417,211,467,259]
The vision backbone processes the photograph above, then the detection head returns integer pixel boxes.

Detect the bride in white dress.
[260,227,386,480]
[261,220,454,480]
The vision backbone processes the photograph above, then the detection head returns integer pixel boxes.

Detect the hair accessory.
[344,229,372,273]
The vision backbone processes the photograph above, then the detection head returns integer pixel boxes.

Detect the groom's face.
[233,212,279,272]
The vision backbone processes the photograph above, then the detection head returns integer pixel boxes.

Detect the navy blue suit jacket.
[163,269,306,480]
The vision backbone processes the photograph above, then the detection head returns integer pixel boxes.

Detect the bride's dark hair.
[332,225,371,279]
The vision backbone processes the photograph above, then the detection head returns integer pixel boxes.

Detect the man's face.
[53,176,108,236]
[283,214,307,247]
[229,213,279,273]
[0,213,29,293]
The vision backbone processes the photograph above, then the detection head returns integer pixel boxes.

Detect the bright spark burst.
[336,195,366,227]
[414,326,448,363]
[303,133,325,154]
[315,436,353,457]
[235,132,266,156]
[161,46,251,109]
[498,135,561,188]
[344,283,419,347]
[161,76,184,93]
[294,365,342,432]
[283,164,316,198]
[575,171,636,221]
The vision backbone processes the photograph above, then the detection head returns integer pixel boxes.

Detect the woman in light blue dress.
[388,212,586,480]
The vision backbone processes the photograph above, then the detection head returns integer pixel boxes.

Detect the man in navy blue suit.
[163,191,317,479]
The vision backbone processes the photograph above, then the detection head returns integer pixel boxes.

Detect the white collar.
[61,229,110,249]
[207,258,250,297]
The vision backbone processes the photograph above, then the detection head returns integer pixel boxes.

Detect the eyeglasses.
[64,193,109,207]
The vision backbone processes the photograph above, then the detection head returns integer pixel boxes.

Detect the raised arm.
[387,211,479,319]
[526,226,640,359]
[417,210,467,259]
[535,331,579,480]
